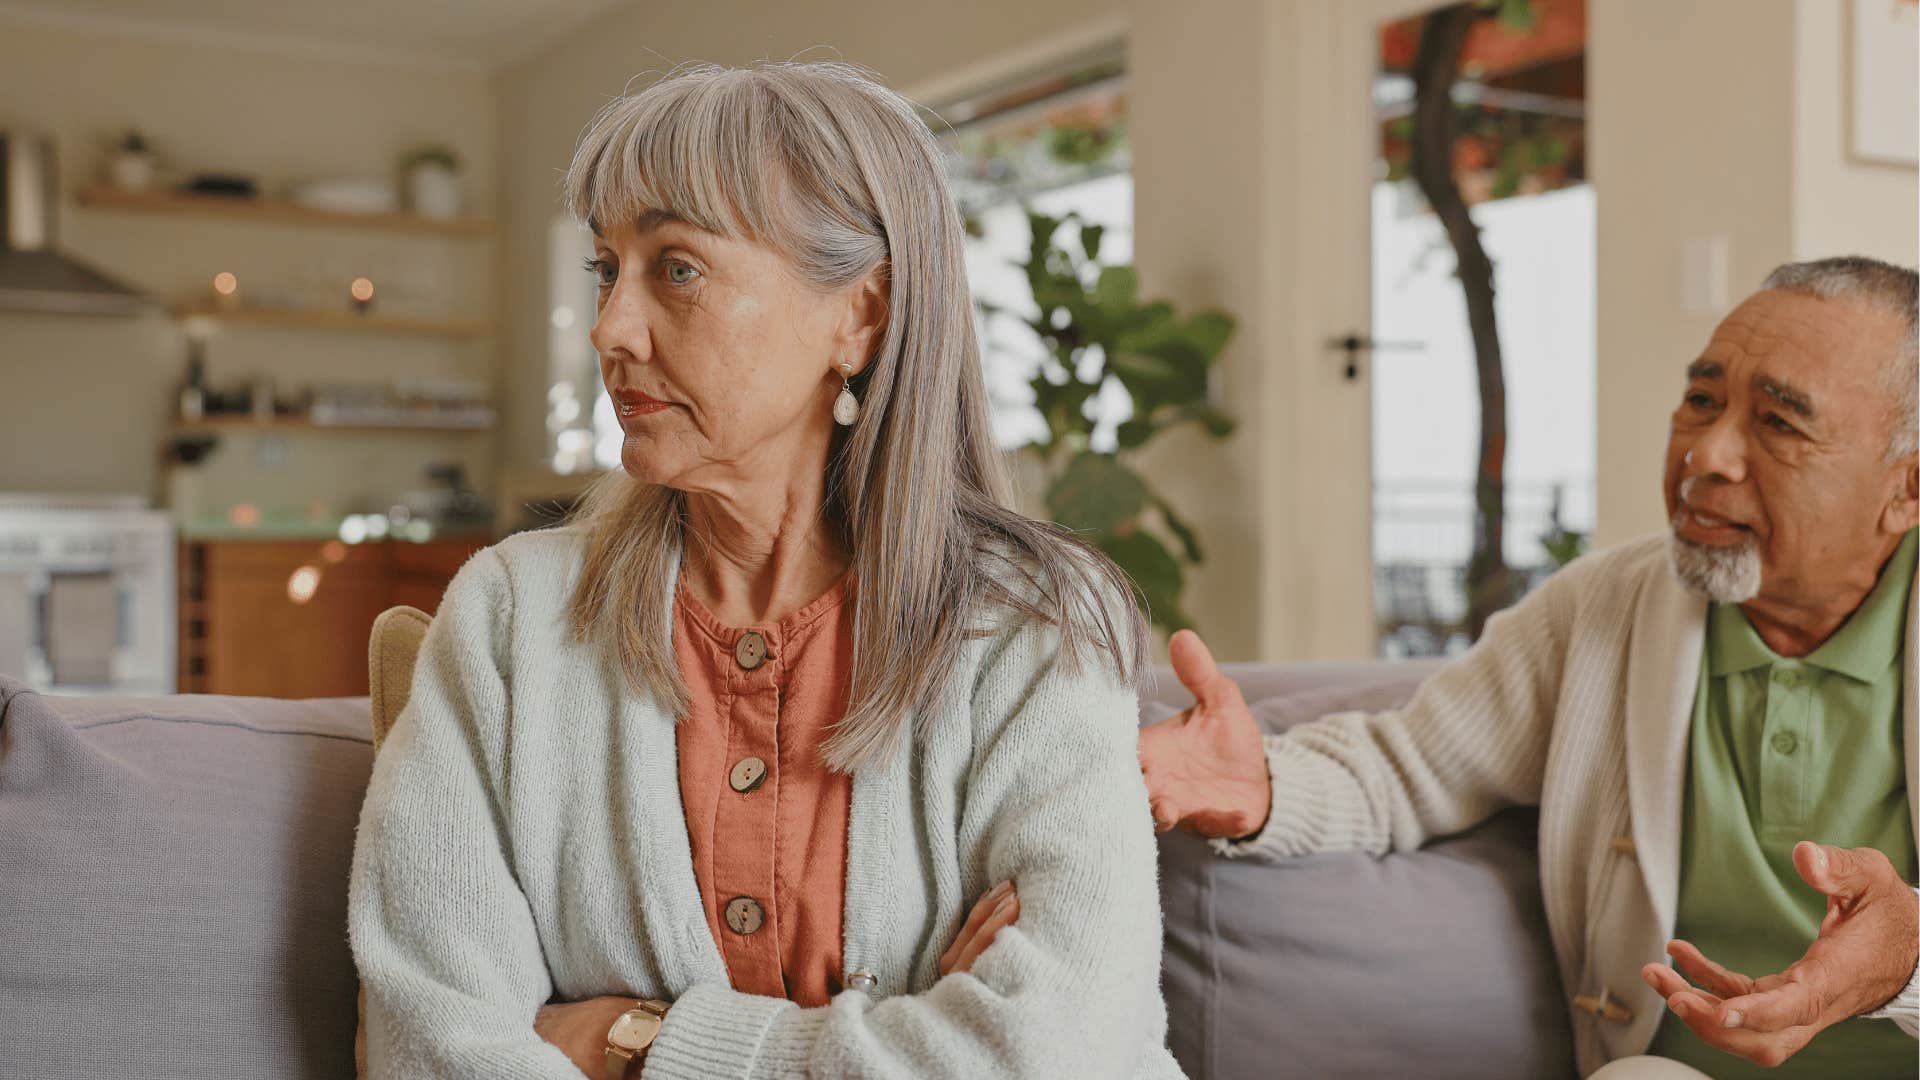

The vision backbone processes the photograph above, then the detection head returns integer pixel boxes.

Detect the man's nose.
[1685,412,1748,484]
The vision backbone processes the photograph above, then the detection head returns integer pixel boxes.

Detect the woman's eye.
[664,260,699,285]
[1685,392,1714,410]
[583,257,616,288]
[1765,413,1797,434]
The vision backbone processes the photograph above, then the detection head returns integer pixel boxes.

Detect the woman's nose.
[589,293,650,367]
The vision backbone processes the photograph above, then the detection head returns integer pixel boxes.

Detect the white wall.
[1791,0,1919,261]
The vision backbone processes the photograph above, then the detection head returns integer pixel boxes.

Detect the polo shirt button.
[729,756,769,794]
[724,896,766,935]
[846,969,877,992]
[1773,668,1798,687]
[1771,731,1798,755]
[735,632,768,670]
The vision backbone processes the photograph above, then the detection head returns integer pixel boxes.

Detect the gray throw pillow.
[0,677,373,1079]
[1148,663,1577,1080]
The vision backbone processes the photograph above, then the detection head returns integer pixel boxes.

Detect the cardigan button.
[846,969,877,992]
[729,756,769,794]
[724,896,766,935]
[735,632,768,670]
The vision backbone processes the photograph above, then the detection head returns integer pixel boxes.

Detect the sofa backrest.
[0,677,373,1079]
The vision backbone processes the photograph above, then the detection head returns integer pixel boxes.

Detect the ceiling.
[0,0,630,71]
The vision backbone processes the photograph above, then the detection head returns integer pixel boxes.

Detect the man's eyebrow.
[1686,359,1724,381]
[1754,375,1817,419]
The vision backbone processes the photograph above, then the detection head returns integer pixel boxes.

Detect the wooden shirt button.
[729,756,768,794]
[735,631,768,670]
[724,896,766,935]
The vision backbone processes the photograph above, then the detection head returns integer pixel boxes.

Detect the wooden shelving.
[173,302,491,340]
[172,415,494,435]
[77,184,495,238]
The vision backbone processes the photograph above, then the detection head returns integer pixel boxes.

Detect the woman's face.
[587,211,881,494]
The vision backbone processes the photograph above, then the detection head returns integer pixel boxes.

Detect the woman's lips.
[611,390,670,419]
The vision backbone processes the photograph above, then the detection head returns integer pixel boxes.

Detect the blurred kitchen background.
[1,0,1913,698]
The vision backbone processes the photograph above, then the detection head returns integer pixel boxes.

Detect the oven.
[0,494,174,695]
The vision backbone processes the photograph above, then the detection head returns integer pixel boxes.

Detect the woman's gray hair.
[560,61,1148,771]
[1761,255,1918,462]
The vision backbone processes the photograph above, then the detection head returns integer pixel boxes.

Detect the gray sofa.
[0,661,1574,1079]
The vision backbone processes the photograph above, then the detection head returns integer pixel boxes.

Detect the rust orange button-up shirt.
[673,577,853,1007]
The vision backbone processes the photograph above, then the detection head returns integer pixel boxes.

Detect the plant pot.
[407,163,462,220]
[111,151,155,192]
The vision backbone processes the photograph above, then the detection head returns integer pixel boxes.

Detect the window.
[923,42,1132,450]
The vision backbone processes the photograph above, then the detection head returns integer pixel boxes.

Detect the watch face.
[609,1009,665,1052]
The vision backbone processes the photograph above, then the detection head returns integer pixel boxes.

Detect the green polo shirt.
[1649,530,1916,1077]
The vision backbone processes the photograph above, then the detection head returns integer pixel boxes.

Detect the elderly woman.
[348,61,1181,1079]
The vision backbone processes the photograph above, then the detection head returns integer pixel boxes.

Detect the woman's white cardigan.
[347,525,1183,1079]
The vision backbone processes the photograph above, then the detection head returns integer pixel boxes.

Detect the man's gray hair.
[1761,255,1918,462]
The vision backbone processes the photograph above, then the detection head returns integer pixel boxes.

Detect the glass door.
[1360,0,1595,658]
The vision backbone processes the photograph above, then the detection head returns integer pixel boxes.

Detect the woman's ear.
[836,262,890,376]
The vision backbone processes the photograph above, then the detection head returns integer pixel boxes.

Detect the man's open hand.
[1640,841,1919,1067]
[1137,629,1271,838]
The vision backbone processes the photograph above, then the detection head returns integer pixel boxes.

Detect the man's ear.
[1882,451,1920,535]
[836,262,891,376]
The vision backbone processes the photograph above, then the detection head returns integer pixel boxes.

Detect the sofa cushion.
[1148,661,1576,1080]
[0,676,372,1079]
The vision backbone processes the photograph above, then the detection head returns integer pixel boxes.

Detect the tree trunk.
[1409,2,1511,641]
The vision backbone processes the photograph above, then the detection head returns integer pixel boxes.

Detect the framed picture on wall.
[1851,0,1919,165]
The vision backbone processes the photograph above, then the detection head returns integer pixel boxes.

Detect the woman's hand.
[938,880,1020,976]
[534,995,646,1077]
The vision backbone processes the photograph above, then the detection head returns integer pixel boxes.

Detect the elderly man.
[1140,256,1919,1078]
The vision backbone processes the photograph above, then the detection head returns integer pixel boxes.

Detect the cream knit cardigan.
[347,526,1183,1079]
[1218,535,1920,1075]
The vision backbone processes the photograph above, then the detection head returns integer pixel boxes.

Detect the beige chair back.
[357,604,431,1076]
[367,605,431,750]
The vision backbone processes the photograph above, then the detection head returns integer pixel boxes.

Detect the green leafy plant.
[400,144,461,172]
[990,209,1236,633]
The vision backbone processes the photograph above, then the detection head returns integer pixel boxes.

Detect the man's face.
[1664,288,1911,603]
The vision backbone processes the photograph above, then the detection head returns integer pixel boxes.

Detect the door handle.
[1326,334,1425,381]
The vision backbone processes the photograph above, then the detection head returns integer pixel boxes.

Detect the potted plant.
[400,144,462,219]
[991,209,1236,633]
[110,129,155,192]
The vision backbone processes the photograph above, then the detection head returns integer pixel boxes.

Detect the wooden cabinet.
[177,536,486,698]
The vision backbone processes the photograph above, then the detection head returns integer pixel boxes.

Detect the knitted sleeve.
[640,583,1174,1079]
[1212,554,1591,860]
[347,549,580,1078]
[1862,886,1920,1037]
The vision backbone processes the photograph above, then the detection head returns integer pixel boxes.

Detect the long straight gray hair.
[561,60,1148,771]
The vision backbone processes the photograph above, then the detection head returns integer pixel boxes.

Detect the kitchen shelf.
[172,415,494,435]
[76,185,495,238]
[173,303,492,340]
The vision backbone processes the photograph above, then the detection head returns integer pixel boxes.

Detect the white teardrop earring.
[833,361,861,426]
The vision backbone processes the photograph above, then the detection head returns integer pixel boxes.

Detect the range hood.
[0,130,155,316]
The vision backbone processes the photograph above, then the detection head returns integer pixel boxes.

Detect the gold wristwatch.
[605,999,670,1080]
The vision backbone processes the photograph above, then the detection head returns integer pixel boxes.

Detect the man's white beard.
[1666,528,1762,603]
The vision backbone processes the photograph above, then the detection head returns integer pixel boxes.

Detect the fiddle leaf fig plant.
[989,208,1236,633]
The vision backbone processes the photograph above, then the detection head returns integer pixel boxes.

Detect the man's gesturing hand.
[1137,629,1271,839]
[1639,841,1920,1068]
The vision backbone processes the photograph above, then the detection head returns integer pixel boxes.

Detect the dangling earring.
[833,361,860,426]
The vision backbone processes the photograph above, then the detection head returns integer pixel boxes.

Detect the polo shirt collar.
[1708,529,1916,682]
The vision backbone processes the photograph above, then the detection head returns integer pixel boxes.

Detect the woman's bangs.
[566,72,784,243]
